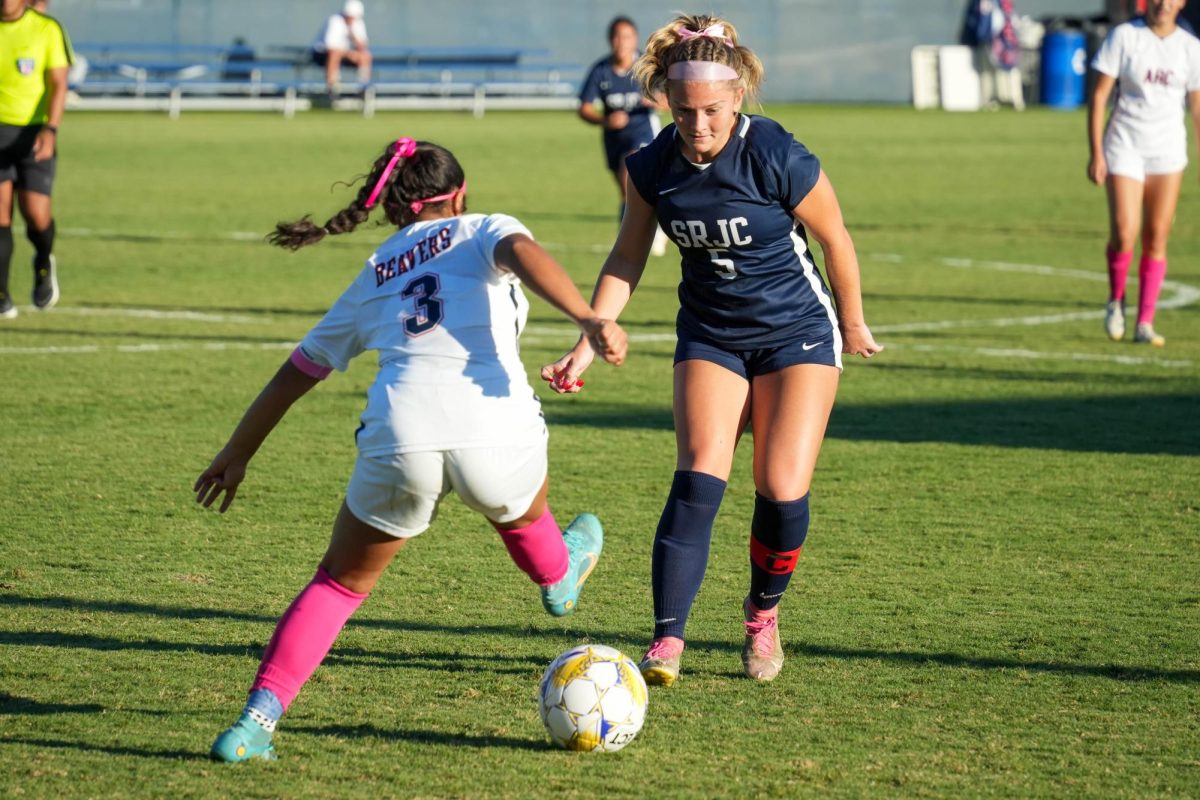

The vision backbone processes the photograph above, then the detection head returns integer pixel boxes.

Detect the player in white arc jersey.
[195,137,626,763]
[1088,0,1200,346]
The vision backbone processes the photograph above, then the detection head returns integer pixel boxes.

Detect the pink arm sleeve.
[289,347,334,380]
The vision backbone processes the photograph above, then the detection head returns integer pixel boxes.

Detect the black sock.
[748,493,810,611]
[0,226,12,299]
[26,218,55,270]
[651,470,727,639]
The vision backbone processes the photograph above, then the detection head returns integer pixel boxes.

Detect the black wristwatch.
[45,125,58,134]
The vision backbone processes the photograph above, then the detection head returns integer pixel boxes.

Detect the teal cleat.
[211,716,277,763]
[541,513,603,617]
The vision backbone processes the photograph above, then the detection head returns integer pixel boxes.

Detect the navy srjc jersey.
[626,114,839,349]
[578,55,656,144]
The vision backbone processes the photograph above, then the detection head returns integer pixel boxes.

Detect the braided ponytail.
[269,139,466,252]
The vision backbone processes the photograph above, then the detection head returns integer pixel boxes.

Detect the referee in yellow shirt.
[0,0,71,318]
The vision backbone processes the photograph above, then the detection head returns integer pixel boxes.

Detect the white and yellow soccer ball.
[538,644,649,752]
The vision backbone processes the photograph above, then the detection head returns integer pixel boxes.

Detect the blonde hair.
[634,13,764,101]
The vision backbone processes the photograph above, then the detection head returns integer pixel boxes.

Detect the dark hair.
[269,140,466,251]
[608,15,636,41]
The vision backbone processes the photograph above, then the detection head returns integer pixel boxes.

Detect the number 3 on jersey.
[401,273,443,336]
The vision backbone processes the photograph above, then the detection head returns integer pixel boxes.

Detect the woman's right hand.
[541,338,596,394]
[606,110,630,131]
[1087,154,1107,185]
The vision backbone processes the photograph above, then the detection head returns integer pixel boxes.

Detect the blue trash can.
[1041,29,1087,108]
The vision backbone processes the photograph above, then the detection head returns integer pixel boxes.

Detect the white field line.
[3,244,1197,368]
[1,335,1190,369]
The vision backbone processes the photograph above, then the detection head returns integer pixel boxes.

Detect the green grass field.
[1,106,1198,799]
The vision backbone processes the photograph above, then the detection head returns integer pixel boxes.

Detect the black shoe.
[32,255,58,309]
[0,292,16,319]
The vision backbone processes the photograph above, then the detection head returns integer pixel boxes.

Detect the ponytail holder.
[364,137,418,209]
[677,24,733,47]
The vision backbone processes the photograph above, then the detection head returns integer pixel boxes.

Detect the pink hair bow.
[677,24,732,47]
[365,137,418,209]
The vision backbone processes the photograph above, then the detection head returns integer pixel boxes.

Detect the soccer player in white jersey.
[1088,0,1200,346]
[196,137,626,763]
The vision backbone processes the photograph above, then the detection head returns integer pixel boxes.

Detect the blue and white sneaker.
[541,513,603,617]
[210,688,282,763]
[32,255,58,310]
[1104,300,1125,342]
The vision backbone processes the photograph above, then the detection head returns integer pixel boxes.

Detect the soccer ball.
[538,644,648,752]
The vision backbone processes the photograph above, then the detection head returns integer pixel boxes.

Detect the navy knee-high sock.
[27,219,55,270]
[0,226,12,298]
[748,493,810,611]
[651,470,727,640]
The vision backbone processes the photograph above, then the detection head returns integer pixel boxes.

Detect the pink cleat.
[639,636,684,686]
[742,598,784,682]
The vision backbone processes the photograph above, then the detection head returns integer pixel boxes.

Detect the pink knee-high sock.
[251,567,367,710]
[494,506,568,586]
[1137,256,1167,325]
[1107,245,1134,302]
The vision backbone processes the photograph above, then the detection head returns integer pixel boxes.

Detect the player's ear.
[733,86,746,110]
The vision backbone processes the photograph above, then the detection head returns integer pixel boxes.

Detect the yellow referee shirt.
[0,9,73,126]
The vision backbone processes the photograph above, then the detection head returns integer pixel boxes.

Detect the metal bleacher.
[69,42,584,118]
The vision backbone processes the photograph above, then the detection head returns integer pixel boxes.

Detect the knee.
[1142,224,1172,256]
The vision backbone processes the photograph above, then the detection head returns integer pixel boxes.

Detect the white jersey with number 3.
[297,213,546,456]
[1092,19,1200,158]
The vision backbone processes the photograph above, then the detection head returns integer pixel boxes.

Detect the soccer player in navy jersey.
[578,16,669,255]
[545,13,882,684]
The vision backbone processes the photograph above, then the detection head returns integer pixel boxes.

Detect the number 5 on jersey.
[401,273,444,336]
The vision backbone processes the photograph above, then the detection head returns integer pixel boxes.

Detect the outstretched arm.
[194,359,321,512]
[793,171,882,359]
[493,233,626,366]
[540,180,656,392]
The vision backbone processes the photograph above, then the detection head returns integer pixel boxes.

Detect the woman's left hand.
[841,322,883,359]
[194,447,250,513]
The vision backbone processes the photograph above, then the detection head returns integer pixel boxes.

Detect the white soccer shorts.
[344,433,548,538]
[1104,127,1187,181]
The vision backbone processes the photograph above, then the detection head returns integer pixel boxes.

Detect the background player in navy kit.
[578,16,668,256]
[545,14,882,685]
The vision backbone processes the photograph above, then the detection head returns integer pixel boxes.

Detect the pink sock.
[1137,256,1167,325]
[1107,245,1133,302]
[494,506,568,586]
[251,567,367,710]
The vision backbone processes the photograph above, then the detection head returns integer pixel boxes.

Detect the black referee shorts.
[0,123,56,196]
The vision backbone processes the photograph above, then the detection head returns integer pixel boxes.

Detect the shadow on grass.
[2,594,1198,685]
[290,722,549,751]
[0,736,203,761]
[543,392,1200,455]
[0,693,105,716]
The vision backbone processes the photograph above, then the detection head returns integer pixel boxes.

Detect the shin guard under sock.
[251,567,367,710]
[26,219,54,270]
[1106,245,1133,303]
[1137,256,1167,326]
[494,506,569,586]
[0,226,12,299]
[651,471,727,639]
[748,493,810,611]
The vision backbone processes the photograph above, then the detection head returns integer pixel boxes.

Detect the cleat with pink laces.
[639,636,684,686]
[742,597,784,681]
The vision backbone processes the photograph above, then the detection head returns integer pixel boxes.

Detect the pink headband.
[677,23,733,47]
[364,137,418,209]
[408,180,466,216]
[667,61,739,81]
